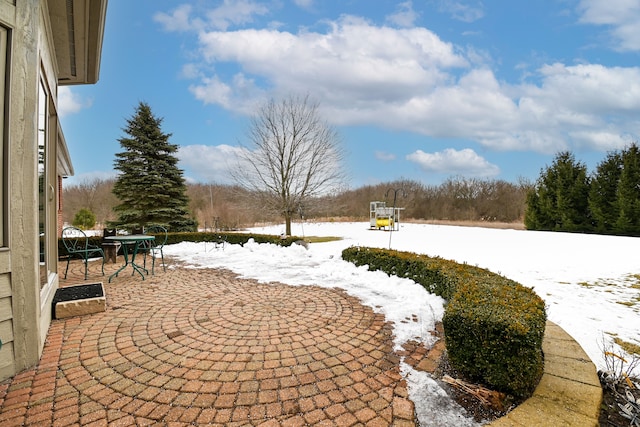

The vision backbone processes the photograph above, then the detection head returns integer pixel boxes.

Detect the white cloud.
[511,63,640,151]
[375,151,396,161]
[325,63,640,154]
[578,0,640,51]
[536,63,640,113]
[189,73,264,115]
[189,76,233,108]
[436,0,485,23]
[58,87,92,117]
[155,1,269,32]
[192,16,467,114]
[154,4,201,32]
[569,130,633,151]
[293,0,314,10]
[178,144,246,183]
[407,148,500,177]
[386,1,419,28]
[180,63,202,79]
[206,0,269,31]
[165,8,640,157]
[392,69,520,142]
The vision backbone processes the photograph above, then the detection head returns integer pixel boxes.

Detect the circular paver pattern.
[0,259,417,426]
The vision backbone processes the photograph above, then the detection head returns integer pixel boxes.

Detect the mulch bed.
[433,349,640,425]
[51,282,105,319]
[53,282,104,301]
[599,371,640,427]
[433,353,511,423]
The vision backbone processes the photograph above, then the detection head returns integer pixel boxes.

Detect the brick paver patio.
[0,255,429,426]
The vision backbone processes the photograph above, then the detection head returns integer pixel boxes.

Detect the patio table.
[104,235,155,282]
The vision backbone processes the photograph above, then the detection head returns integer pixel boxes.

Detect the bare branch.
[232,94,346,235]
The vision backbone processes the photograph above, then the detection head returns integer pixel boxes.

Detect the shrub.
[160,232,299,247]
[342,246,546,400]
[72,208,96,230]
[444,280,545,398]
[59,231,299,257]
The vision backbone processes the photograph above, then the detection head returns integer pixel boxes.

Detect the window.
[38,80,48,288]
[0,26,7,246]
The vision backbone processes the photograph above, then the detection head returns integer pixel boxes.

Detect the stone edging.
[487,321,602,426]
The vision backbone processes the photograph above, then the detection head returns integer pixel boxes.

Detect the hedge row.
[58,231,299,257]
[341,246,546,400]
[158,232,300,247]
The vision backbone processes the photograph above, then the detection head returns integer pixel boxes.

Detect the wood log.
[442,375,506,411]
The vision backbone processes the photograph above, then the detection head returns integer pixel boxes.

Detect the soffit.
[48,0,108,85]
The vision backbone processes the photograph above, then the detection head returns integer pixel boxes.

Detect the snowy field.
[163,221,640,425]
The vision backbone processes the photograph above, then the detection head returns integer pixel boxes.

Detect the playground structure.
[369,201,404,231]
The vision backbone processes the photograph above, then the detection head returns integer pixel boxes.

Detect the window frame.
[0,25,8,247]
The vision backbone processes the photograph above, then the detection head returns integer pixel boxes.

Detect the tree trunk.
[285,214,292,237]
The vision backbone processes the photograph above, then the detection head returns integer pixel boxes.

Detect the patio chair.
[61,226,105,280]
[141,225,168,274]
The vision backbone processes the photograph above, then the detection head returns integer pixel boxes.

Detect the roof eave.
[50,0,108,86]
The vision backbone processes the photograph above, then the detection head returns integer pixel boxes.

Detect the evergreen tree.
[614,143,640,235]
[589,151,622,233]
[524,151,591,231]
[72,208,96,230]
[112,102,197,232]
[524,188,545,230]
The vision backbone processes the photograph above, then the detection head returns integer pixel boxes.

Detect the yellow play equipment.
[369,201,403,231]
[376,217,393,228]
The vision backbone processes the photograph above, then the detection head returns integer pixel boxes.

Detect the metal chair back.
[62,226,90,253]
[103,228,117,239]
[145,225,168,248]
[61,226,105,280]
[143,225,167,273]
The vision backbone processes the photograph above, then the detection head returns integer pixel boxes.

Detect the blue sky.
[60,0,640,188]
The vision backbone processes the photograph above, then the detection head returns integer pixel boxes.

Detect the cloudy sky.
[60,0,640,188]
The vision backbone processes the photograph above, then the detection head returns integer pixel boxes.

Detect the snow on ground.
[164,221,640,426]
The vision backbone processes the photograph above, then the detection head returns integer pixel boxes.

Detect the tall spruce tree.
[524,151,591,231]
[112,102,197,232]
[589,150,622,233]
[614,144,640,235]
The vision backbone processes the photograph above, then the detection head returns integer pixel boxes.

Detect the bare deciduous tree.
[63,178,118,228]
[233,95,346,236]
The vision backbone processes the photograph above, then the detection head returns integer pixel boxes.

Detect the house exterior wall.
[0,0,106,381]
[0,0,42,380]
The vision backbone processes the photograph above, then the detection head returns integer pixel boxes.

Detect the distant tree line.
[323,178,531,223]
[63,177,119,228]
[525,144,640,235]
[63,98,532,233]
[63,177,531,231]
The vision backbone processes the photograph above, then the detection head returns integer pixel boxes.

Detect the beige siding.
[0,0,44,380]
[0,341,14,380]
[0,263,14,379]
[9,0,42,377]
[0,1,16,381]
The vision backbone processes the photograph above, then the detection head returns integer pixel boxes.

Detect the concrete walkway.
[487,322,602,427]
[0,256,602,426]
